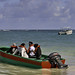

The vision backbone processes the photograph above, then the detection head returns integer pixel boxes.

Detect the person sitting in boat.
[27,41,36,58]
[13,43,29,58]
[7,43,18,54]
[34,44,42,59]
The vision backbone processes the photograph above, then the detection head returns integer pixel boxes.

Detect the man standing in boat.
[27,41,36,58]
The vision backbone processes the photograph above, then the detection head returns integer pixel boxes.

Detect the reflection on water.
[0,62,74,75]
[42,69,67,75]
[67,66,75,75]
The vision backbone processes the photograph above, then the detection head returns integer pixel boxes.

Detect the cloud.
[0,0,75,29]
[0,0,7,2]
[54,13,60,16]
[0,14,3,19]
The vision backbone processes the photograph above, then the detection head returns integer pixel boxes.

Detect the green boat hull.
[0,56,42,69]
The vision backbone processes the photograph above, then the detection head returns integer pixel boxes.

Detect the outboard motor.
[48,52,68,68]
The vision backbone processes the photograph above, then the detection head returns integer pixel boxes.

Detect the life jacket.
[19,45,27,52]
[35,45,40,52]
[11,46,18,52]
[35,45,41,59]
[27,44,34,53]
[11,46,17,48]
[7,45,18,54]
[16,45,28,58]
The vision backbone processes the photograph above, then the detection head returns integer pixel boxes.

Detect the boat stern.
[41,60,51,69]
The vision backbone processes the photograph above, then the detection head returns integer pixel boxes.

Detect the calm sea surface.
[0,30,75,75]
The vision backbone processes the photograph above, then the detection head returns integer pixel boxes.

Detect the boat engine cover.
[48,52,61,60]
[48,52,68,68]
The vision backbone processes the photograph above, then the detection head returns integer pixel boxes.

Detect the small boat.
[58,27,72,35]
[0,47,68,69]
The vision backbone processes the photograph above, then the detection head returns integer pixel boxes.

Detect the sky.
[0,0,75,30]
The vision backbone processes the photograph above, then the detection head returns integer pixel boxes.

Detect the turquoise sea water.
[0,30,75,75]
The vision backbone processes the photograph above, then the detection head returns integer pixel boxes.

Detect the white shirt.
[13,47,29,58]
[18,47,29,58]
[29,46,35,56]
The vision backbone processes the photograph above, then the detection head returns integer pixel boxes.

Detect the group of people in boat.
[7,41,42,59]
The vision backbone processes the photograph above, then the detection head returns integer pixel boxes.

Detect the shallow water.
[0,62,75,75]
[0,30,75,75]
